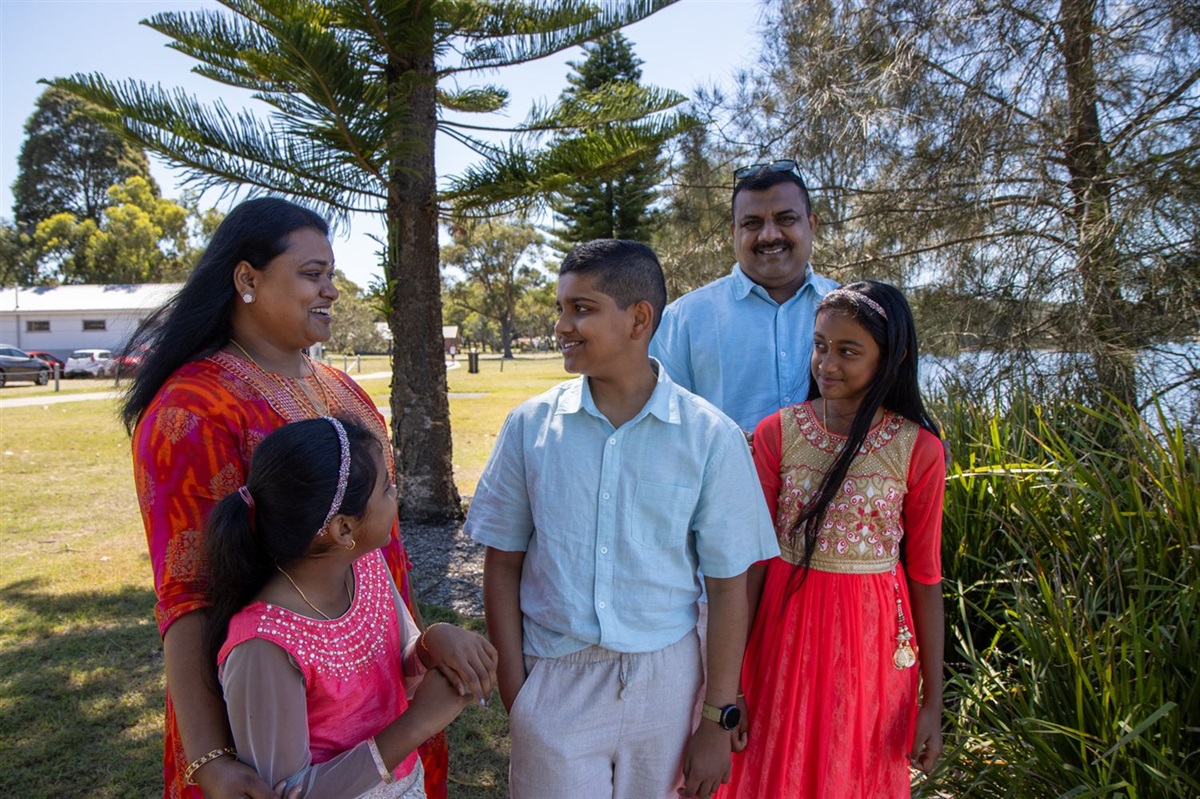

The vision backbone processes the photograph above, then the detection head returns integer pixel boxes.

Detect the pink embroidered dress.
[218,550,425,797]
[722,402,945,799]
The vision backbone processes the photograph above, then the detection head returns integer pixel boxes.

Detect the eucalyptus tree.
[442,217,547,359]
[726,0,1200,408]
[53,0,686,522]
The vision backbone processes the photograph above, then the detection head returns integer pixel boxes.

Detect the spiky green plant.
[51,0,690,523]
[927,397,1200,797]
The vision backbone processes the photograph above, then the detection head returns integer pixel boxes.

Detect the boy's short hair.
[559,239,667,333]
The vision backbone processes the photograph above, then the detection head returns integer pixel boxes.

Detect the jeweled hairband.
[317,416,351,536]
[824,288,887,319]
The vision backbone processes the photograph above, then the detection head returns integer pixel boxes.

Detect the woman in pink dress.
[723,281,946,798]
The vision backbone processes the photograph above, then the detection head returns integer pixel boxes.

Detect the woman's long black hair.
[120,197,328,433]
[202,418,380,665]
[787,280,940,579]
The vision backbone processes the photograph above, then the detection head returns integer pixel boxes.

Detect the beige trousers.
[508,631,703,799]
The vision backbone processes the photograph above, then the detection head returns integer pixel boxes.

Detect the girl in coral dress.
[723,281,946,799]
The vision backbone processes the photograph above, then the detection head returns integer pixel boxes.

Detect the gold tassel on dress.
[891,568,917,669]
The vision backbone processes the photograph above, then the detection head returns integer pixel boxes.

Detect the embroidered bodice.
[774,403,918,573]
[220,550,416,775]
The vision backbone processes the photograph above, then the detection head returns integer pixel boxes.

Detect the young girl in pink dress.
[723,281,946,798]
[202,417,497,797]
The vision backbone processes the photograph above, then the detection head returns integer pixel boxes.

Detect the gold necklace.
[275,565,352,620]
[229,338,332,415]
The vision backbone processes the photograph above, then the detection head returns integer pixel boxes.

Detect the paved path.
[0,367,481,411]
[0,390,122,409]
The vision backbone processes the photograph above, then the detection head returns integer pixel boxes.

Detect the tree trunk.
[502,317,514,359]
[1060,0,1137,407]
[386,50,462,523]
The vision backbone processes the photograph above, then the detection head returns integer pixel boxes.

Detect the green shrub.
[927,397,1199,797]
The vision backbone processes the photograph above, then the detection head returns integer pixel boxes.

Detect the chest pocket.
[629,480,700,550]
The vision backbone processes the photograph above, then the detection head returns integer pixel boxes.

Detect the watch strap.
[700,702,723,724]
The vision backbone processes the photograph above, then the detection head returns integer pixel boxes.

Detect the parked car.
[26,350,67,377]
[64,348,116,378]
[113,344,150,377]
[0,344,52,386]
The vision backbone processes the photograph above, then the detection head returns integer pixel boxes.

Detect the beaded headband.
[822,288,888,320]
[317,416,351,536]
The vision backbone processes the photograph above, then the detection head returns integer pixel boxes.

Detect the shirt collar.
[731,262,815,304]
[556,358,679,425]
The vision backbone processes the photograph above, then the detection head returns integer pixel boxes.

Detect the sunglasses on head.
[734,159,802,180]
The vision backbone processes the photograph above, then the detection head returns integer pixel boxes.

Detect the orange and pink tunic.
[133,352,447,799]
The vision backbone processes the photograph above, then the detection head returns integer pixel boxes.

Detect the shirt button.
[598,601,606,609]
[780,350,787,357]
[600,546,609,554]
[603,492,611,500]
[608,438,616,445]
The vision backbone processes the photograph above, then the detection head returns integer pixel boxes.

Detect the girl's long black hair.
[787,280,940,581]
[202,418,380,665]
[120,197,328,433]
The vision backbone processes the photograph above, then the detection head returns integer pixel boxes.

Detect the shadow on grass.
[0,582,510,799]
[0,579,163,798]
[421,603,511,798]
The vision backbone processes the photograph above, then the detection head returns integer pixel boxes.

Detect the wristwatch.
[701,702,741,730]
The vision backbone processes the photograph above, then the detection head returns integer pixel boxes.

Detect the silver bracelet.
[367,736,395,784]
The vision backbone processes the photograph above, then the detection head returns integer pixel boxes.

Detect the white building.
[0,283,181,359]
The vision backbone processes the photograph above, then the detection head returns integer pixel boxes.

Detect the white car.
[64,348,116,378]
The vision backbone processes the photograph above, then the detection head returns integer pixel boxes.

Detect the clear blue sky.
[1,0,765,286]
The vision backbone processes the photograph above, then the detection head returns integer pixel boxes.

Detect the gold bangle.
[419,621,450,657]
[183,746,237,785]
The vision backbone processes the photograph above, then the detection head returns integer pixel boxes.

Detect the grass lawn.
[0,353,567,798]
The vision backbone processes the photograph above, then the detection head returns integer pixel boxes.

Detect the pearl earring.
[241,292,255,304]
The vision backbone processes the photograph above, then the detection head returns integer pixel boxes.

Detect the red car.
[114,344,150,377]
[26,350,67,377]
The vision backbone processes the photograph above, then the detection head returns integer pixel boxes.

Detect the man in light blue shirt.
[652,160,839,434]
[469,240,778,799]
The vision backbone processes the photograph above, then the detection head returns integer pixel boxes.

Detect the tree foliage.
[651,117,736,299]
[29,177,215,284]
[442,217,548,358]
[0,220,36,286]
[52,0,687,522]
[718,0,1200,407]
[12,87,154,233]
[550,32,668,250]
[326,273,388,354]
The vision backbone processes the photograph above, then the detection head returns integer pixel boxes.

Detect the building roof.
[2,284,183,314]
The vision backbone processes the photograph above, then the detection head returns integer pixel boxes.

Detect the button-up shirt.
[466,361,778,658]
[651,263,840,432]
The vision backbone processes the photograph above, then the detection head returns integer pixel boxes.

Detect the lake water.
[918,341,1199,432]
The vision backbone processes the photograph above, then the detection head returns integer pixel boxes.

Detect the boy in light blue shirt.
[467,239,778,799]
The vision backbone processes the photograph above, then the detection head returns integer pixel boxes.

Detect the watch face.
[721,705,741,729]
